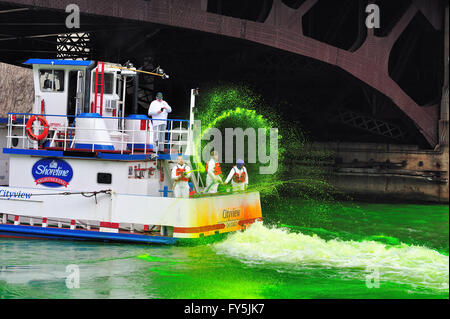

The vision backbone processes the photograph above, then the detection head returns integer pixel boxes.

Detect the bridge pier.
[311,141,449,203]
[436,3,449,203]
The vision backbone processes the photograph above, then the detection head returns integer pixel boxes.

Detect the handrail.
[6,113,191,156]
[8,112,190,123]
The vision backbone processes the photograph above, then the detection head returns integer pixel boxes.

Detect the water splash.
[281,224,402,246]
[193,84,335,199]
[193,106,278,175]
[214,221,449,292]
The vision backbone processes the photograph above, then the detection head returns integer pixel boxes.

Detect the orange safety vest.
[206,161,222,175]
[176,166,189,182]
[232,167,246,183]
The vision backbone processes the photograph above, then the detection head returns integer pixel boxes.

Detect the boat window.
[92,72,114,95]
[116,77,121,95]
[39,70,65,92]
[97,173,112,184]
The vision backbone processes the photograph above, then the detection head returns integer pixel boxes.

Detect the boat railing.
[6,113,191,156]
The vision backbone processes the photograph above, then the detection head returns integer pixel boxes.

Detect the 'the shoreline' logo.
[32,159,73,188]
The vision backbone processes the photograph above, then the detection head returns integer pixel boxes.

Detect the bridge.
[0,0,448,202]
[0,0,447,148]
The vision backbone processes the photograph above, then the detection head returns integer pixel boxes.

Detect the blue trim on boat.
[157,153,181,160]
[3,148,64,157]
[74,143,115,151]
[3,148,164,161]
[78,112,102,118]
[127,114,149,120]
[24,59,94,66]
[0,224,178,244]
[127,143,153,150]
[1,117,25,124]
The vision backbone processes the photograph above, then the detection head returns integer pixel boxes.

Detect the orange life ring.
[26,115,49,141]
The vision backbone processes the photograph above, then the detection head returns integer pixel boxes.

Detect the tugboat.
[0,59,262,244]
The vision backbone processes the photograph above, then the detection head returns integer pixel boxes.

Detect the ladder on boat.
[93,61,105,116]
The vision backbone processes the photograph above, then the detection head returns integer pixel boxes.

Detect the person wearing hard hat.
[148,92,172,153]
[205,150,223,194]
[224,159,248,192]
[171,154,191,198]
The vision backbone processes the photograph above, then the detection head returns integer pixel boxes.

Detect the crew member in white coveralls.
[171,154,191,198]
[148,92,172,153]
[224,159,248,192]
[205,151,223,194]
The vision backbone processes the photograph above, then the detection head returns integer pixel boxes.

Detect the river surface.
[0,200,448,299]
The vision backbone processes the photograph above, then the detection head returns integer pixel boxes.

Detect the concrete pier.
[310,142,448,203]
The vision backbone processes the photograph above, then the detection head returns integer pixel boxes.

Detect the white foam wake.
[214,222,449,291]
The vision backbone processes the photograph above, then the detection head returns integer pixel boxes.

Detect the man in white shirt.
[224,159,248,192]
[148,92,172,153]
[171,154,191,198]
[205,151,223,194]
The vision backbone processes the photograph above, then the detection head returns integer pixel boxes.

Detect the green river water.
[0,200,448,299]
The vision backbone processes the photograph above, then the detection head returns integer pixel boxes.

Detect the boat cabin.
[1,59,196,196]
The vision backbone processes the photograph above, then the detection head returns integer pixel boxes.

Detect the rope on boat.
[30,189,112,204]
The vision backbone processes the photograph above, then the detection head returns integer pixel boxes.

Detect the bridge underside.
[0,0,446,148]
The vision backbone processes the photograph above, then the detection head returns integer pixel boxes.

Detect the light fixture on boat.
[124,61,134,69]
[156,66,169,79]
